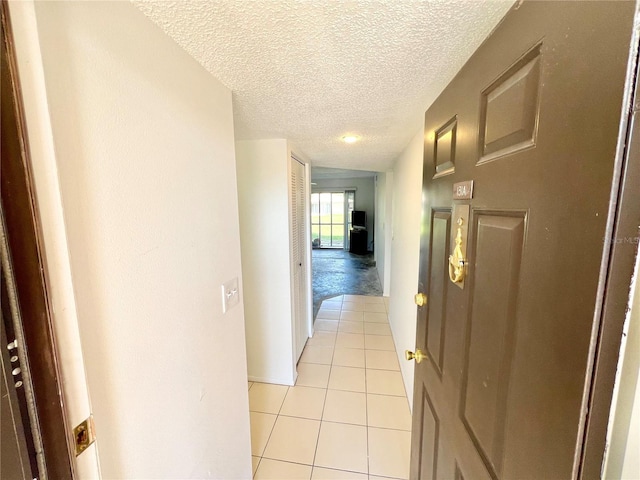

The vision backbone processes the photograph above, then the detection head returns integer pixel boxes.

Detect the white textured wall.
[375,174,386,288]
[236,139,296,385]
[384,173,393,296]
[388,128,424,408]
[375,173,393,295]
[312,177,376,251]
[32,2,251,478]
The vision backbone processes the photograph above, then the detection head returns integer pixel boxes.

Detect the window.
[311,191,355,248]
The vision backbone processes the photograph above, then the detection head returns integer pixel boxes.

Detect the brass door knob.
[414,293,427,307]
[405,349,426,364]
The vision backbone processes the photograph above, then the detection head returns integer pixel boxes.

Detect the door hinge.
[73,415,96,456]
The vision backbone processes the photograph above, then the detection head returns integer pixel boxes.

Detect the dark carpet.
[312,248,383,318]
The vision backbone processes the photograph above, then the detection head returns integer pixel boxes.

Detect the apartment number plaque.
[453,180,474,200]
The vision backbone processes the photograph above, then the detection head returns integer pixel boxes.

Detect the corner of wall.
[388,127,425,409]
[236,139,296,386]
[383,171,394,296]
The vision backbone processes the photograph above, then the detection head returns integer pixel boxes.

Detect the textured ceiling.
[133,0,513,172]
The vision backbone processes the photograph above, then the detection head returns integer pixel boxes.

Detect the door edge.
[578,4,640,477]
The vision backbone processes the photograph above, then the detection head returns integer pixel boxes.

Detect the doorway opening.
[310,168,383,318]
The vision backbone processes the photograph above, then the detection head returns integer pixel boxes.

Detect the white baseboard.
[248,374,295,386]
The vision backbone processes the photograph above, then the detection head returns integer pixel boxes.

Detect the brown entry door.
[410,2,635,479]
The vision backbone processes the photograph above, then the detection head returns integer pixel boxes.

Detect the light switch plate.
[221,277,239,313]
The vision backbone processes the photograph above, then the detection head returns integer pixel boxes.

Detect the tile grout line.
[364,334,370,478]
[253,456,261,479]
[262,294,398,478]
[310,297,339,478]
[364,328,371,477]
[252,382,290,477]
[256,296,399,478]
[343,297,370,477]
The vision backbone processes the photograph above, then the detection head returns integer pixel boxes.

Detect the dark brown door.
[410,2,636,479]
[1,280,38,480]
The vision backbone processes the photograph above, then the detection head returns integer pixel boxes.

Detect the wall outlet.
[221,277,240,313]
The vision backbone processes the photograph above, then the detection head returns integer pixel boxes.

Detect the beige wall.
[236,139,297,385]
[375,172,393,296]
[388,128,424,408]
[31,2,251,477]
[375,173,386,289]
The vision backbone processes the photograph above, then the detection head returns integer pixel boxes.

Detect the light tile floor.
[249,295,411,480]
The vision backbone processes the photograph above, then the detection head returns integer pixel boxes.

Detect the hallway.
[249,295,410,479]
[312,249,383,317]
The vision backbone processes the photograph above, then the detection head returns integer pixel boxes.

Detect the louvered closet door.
[291,157,308,362]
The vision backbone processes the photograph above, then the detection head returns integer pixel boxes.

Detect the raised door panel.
[425,210,451,375]
[434,117,457,177]
[478,45,541,164]
[416,387,439,480]
[461,212,526,479]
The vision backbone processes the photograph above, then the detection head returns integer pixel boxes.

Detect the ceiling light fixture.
[342,135,360,144]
